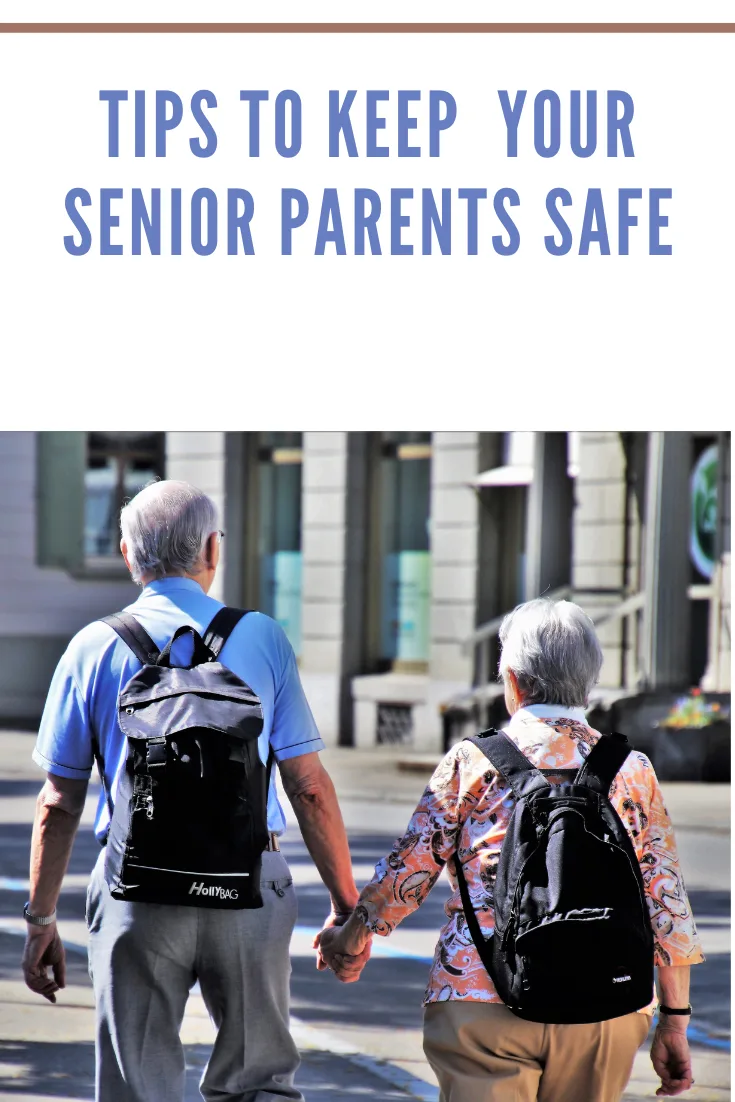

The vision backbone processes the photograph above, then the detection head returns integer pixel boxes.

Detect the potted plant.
[652,690,731,783]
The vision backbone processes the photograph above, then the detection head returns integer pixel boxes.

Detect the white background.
[0,30,732,427]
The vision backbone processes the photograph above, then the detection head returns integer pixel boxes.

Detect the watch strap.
[659,1004,692,1016]
[23,902,57,926]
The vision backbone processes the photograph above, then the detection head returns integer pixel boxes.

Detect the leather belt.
[265,832,280,852]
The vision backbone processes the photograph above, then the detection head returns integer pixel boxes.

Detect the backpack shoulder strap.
[465,729,550,801]
[453,850,495,974]
[90,732,114,839]
[574,731,631,794]
[203,607,250,659]
[100,612,160,666]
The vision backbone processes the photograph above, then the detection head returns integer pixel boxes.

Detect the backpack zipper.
[498,828,544,947]
[501,905,518,950]
[500,856,531,951]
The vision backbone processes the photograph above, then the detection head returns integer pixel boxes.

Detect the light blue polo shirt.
[33,577,324,842]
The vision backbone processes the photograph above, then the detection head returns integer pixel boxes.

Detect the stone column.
[299,433,370,746]
[640,432,691,690]
[299,433,348,745]
[413,432,482,752]
[571,432,629,687]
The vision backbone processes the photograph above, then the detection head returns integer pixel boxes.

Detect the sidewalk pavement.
[0,732,730,1101]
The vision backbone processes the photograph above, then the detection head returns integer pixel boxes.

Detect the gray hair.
[120,480,218,585]
[498,598,603,707]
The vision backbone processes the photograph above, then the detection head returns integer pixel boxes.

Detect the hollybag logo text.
[189,881,240,900]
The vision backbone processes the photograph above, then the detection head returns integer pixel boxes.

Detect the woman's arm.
[316,745,467,980]
[636,765,702,1097]
[638,763,705,969]
[651,965,694,1096]
[354,747,464,935]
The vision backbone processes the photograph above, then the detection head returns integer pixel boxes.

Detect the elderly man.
[22,479,364,1102]
[319,597,704,1102]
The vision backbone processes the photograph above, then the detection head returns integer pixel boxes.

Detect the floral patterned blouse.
[356,704,705,1009]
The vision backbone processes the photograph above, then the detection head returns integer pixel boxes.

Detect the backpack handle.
[157,625,215,668]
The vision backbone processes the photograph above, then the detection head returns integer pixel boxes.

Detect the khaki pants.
[423,1002,651,1102]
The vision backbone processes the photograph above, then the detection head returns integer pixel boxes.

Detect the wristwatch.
[659,1004,692,1016]
[23,902,57,926]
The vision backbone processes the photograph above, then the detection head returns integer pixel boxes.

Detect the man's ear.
[120,539,132,572]
[204,531,219,569]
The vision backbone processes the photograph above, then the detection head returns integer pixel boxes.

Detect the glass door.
[377,433,432,671]
[257,433,303,657]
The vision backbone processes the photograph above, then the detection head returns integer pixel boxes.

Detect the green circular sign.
[690,444,718,579]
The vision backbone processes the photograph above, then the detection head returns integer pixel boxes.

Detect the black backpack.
[93,607,272,910]
[453,729,654,1024]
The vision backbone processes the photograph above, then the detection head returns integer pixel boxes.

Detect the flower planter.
[652,722,731,783]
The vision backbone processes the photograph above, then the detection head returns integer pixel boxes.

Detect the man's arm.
[22,773,88,1003]
[278,752,359,919]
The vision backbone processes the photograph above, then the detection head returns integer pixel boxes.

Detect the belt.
[265,832,280,852]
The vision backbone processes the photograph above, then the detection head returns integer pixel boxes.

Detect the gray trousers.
[86,849,303,1102]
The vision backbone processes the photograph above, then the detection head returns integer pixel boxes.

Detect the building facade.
[0,430,730,751]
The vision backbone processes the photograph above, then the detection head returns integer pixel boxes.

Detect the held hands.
[313,908,372,983]
[312,906,354,972]
[316,926,372,983]
[22,923,66,1004]
[651,1024,695,1096]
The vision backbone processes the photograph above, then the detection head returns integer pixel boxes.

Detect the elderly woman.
[317,598,704,1102]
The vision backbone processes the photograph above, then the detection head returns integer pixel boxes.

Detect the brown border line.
[0,22,734,33]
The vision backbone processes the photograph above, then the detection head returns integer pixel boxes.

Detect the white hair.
[498,598,603,707]
[120,480,218,585]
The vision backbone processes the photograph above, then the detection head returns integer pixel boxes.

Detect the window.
[257,433,303,657]
[36,431,164,574]
[85,433,165,560]
[376,703,414,745]
[375,432,432,670]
